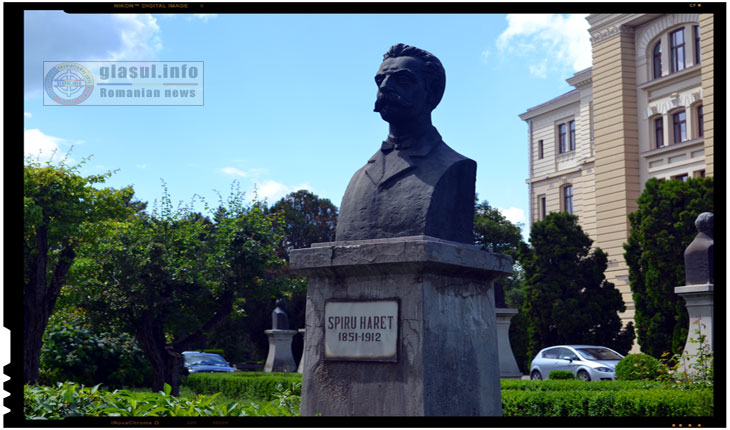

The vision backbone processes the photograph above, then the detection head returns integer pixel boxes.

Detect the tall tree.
[473,199,524,255]
[624,177,713,358]
[519,212,635,361]
[23,158,133,384]
[69,189,288,395]
[269,190,338,254]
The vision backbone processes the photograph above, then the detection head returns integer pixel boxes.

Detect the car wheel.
[530,370,542,380]
[577,370,591,382]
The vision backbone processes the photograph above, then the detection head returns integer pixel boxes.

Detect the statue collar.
[380,126,441,157]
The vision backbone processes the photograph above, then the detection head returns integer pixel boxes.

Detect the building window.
[673,173,689,182]
[538,140,544,159]
[558,123,567,153]
[672,110,687,143]
[655,117,664,148]
[569,120,576,151]
[653,41,662,79]
[670,28,685,73]
[538,195,546,221]
[693,169,706,178]
[563,185,573,215]
[697,105,704,137]
[694,25,701,65]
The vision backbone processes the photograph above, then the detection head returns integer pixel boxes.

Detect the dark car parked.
[182,351,236,374]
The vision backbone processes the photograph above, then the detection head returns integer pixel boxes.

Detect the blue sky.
[24,12,593,239]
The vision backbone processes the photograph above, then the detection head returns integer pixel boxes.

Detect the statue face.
[374,56,430,124]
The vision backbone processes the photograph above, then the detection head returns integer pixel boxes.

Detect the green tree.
[269,189,338,254]
[69,188,289,395]
[473,199,523,255]
[624,177,713,358]
[519,212,635,362]
[24,157,133,384]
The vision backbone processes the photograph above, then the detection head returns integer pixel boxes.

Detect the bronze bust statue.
[335,44,476,243]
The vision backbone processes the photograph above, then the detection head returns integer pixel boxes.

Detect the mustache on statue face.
[374,90,413,112]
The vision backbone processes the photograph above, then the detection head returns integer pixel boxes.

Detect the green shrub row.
[502,388,713,417]
[548,370,574,380]
[24,382,299,419]
[500,379,667,391]
[185,372,302,400]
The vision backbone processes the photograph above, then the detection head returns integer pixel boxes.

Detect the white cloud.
[24,112,32,118]
[496,14,591,78]
[481,49,490,64]
[221,167,250,177]
[254,180,312,202]
[24,12,162,97]
[498,207,526,226]
[24,129,72,164]
[188,14,218,23]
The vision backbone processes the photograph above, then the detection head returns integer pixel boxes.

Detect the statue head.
[373,43,446,124]
[695,212,713,238]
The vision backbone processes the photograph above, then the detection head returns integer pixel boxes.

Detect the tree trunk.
[24,224,75,385]
[135,312,183,396]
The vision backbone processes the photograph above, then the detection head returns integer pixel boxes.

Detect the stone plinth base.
[290,235,512,416]
[495,308,522,379]
[264,329,298,373]
[675,284,714,367]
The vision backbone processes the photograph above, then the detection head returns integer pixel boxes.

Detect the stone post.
[264,300,297,372]
[264,330,298,373]
[297,328,306,374]
[674,212,714,370]
[290,235,511,416]
[495,308,522,379]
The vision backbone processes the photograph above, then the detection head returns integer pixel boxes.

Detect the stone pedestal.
[264,329,298,373]
[495,308,522,379]
[290,236,512,416]
[297,328,306,374]
[674,284,714,364]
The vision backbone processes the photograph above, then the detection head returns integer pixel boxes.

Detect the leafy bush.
[615,353,662,381]
[501,387,713,417]
[185,372,301,401]
[548,370,575,380]
[24,382,300,419]
[40,308,152,388]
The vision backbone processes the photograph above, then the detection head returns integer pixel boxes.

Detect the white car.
[529,345,624,381]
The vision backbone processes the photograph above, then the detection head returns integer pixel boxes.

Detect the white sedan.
[529,345,624,381]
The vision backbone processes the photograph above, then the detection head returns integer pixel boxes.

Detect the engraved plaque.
[324,299,399,362]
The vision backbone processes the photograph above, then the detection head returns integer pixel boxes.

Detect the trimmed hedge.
[548,370,575,380]
[502,388,713,417]
[185,372,301,401]
[501,380,666,391]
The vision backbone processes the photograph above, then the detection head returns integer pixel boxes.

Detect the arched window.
[653,42,662,79]
[670,28,686,73]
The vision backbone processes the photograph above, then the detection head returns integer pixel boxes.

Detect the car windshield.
[185,354,227,366]
[576,348,622,360]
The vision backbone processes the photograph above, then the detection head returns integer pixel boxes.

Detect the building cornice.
[588,14,661,45]
[566,67,593,89]
[519,89,580,120]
